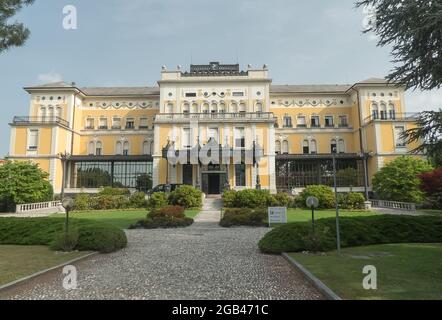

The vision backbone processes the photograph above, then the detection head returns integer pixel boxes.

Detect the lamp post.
[58,151,71,200]
[332,147,341,255]
[253,141,263,190]
[61,197,74,238]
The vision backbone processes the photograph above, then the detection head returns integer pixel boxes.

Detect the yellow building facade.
[7,62,418,196]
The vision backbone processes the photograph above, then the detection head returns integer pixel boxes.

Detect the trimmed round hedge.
[259,215,442,254]
[0,217,127,253]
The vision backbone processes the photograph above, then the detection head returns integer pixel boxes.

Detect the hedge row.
[0,218,127,253]
[222,190,293,208]
[73,191,147,211]
[130,205,193,229]
[258,215,442,254]
[147,186,203,210]
[220,208,267,227]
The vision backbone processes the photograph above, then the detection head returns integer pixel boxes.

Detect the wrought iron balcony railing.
[12,116,69,127]
[364,113,419,124]
[154,112,276,123]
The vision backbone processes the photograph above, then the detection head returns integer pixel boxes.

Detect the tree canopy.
[0,0,35,53]
[356,0,442,90]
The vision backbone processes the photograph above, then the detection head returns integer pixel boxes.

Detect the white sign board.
[268,207,287,226]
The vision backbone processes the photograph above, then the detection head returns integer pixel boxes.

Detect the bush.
[168,185,202,209]
[419,167,442,209]
[130,205,193,229]
[98,187,130,196]
[258,215,442,254]
[92,195,129,210]
[129,192,147,208]
[147,192,169,211]
[273,193,293,207]
[222,189,278,209]
[0,218,127,253]
[338,192,366,210]
[220,208,267,227]
[50,229,79,252]
[222,190,237,208]
[74,192,90,211]
[0,161,53,212]
[372,156,433,203]
[297,185,335,209]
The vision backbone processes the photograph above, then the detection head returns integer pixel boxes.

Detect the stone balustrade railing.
[370,199,416,212]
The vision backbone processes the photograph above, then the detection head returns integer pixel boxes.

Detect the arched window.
[331,139,337,153]
[47,106,54,119]
[143,141,150,155]
[219,103,226,114]
[116,141,123,155]
[372,103,379,119]
[388,103,396,119]
[123,141,130,155]
[380,102,387,120]
[282,140,289,154]
[302,140,309,154]
[88,141,95,155]
[275,141,281,154]
[182,103,190,115]
[56,106,62,119]
[166,103,174,114]
[256,102,263,113]
[192,103,198,113]
[211,103,217,114]
[230,102,238,113]
[239,103,246,113]
[310,140,317,154]
[40,107,46,119]
[202,103,209,114]
[95,141,102,156]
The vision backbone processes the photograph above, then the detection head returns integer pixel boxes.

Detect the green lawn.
[0,245,90,287]
[51,209,201,229]
[419,209,442,217]
[289,243,442,300]
[268,208,378,226]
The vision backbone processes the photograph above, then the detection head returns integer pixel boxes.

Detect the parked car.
[147,184,183,196]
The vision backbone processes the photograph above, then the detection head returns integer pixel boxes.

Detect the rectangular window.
[28,129,38,150]
[339,115,348,127]
[311,116,320,127]
[86,118,94,129]
[208,128,219,142]
[297,116,306,127]
[112,117,121,129]
[325,116,334,127]
[185,92,196,97]
[395,126,406,147]
[126,118,135,129]
[183,128,191,148]
[283,116,292,128]
[235,164,246,187]
[139,118,148,129]
[233,92,244,97]
[99,118,108,129]
[235,127,245,148]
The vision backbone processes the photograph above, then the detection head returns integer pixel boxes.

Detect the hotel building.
[7,62,418,196]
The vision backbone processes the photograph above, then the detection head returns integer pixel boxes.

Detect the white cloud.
[38,71,63,84]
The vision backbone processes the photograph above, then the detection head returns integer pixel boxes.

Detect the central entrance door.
[208,174,220,195]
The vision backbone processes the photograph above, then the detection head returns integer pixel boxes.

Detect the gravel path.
[1,222,323,300]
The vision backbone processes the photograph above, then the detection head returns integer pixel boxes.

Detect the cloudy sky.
[0,0,440,156]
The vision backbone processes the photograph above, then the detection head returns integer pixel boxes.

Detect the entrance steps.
[202,198,223,211]
[193,197,223,225]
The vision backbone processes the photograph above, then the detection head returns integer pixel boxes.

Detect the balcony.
[364,113,418,125]
[154,112,276,123]
[11,116,69,128]
[98,125,108,130]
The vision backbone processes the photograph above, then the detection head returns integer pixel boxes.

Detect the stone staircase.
[193,197,223,225]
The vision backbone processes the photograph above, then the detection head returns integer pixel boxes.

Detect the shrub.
[92,195,129,210]
[419,167,442,209]
[129,192,147,208]
[273,192,293,207]
[234,189,273,208]
[50,229,79,252]
[297,185,335,209]
[130,205,193,229]
[147,192,169,211]
[0,218,127,253]
[74,192,90,211]
[220,208,267,227]
[0,161,53,212]
[168,185,202,209]
[258,215,442,254]
[338,192,366,210]
[372,156,433,203]
[98,187,130,196]
[222,190,237,208]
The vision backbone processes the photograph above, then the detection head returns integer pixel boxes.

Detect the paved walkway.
[0,198,323,300]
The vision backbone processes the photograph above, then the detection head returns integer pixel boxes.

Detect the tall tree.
[356,0,442,90]
[0,0,35,53]
[403,109,442,167]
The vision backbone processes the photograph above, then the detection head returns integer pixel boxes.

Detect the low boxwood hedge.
[0,217,127,253]
[258,215,442,254]
[220,208,267,227]
[130,205,194,229]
